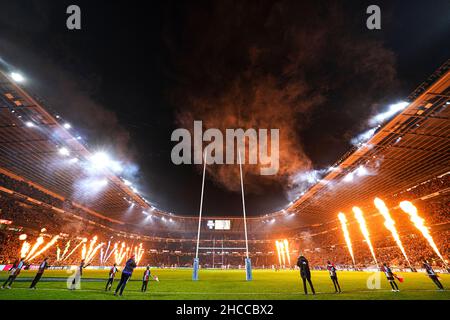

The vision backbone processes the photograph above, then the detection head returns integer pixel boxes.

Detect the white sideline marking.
[1,288,448,295]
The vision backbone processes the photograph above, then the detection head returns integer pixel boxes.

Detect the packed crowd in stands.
[0,172,449,270]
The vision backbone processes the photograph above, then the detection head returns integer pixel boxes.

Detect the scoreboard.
[206,219,231,230]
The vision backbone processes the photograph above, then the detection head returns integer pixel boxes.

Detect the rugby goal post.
[192,148,252,281]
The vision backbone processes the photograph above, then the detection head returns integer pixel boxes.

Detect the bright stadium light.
[343,172,354,182]
[369,101,409,126]
[355,166,369,177]
[10,72,25,82]
[69,157,79,164]
[25,121,35,128]
[58,147,70,156]
[123,179,132,186]
[89,151,112,170]
[63,123,72,129]
[88,151,123,173]
[351,128,376,146]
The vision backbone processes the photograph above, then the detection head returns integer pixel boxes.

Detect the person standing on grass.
[105,263,119,291]
[29,257,49,289]
[70,259,89,290]
[327,260,341,293]
[141,265,151,292]
[382,263,399,292]
[2,258,25,289]
[297,255,315,295]
[423,260,444,290]
[114,255,136,296]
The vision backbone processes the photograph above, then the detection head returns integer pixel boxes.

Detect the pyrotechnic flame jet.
[81,243,87,260]
[85,236,98,260]
[20,241,31,258]
[283,239,291,265]
[399,201,446,265]
[338,213,355,265]
[134,243,145,265]
[103,240,111,264]
[60,241,71,261]
[64,238,87,261]
[85,243,104,264]
[275,241,282,267]
[25,236,44,260]
[104,242,118,263]
[374,198,412,268]
[29,236,60,261]
[352,207,378,267]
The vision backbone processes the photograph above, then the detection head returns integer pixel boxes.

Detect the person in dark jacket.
[297,255,315,295]
[327,261,341,293]
[2,258,26,289]
[29,257,49,289]
[114,255,137,296]
[423,260,444,290]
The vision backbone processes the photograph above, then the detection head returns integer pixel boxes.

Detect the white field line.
[1,287,448,295]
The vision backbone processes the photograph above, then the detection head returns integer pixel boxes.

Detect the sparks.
[60,240,71,261]
[64,238,87,261]
[115,242,128,265]
[353,207,378,266]
[275,241,283,267]
[338,213,355,265]
[399,201,446,264]
[20,241,31,258]
[283,239,291,266]
[104,242,118,264]
[374,198,411,267]
[28,236,60,261]
[134,243,145,265]
[85,242,104,264]
[25,236,44,260]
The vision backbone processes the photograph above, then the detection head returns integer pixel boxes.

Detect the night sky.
[0,0,449,217]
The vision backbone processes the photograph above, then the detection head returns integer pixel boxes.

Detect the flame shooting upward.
[20,241,31,258]
[28,236,60,261]
[374,198,411,267]
[338,213,355,265]
[25,236,44,260]
[353,207,378,266]
[134,243,145,265]
[399,201,446,264]
[64,238,87,261]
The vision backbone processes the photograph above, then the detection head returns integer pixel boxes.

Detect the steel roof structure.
[0,60,449,237]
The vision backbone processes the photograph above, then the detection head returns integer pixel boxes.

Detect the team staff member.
[2,258,26,289]
[70,259,89,290]
[105,263,119,291]
[423,260,444,290]
[327,260,341,293]
[141,266,151,292]
[382,263,399,292]
[29,257,49,289]
[297,255,315,295]
[114,255,137,296]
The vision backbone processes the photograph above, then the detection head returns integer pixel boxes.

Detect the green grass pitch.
[0,269,449,300]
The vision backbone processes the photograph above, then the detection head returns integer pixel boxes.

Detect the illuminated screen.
[214,220,231,230]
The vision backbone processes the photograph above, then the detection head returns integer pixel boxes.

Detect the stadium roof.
[0,60,449,236]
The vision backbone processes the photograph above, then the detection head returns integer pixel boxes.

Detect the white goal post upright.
[192,148,207,281]
[238,148,252,281]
